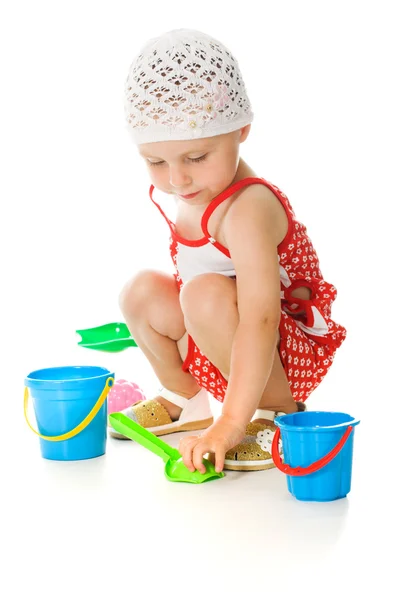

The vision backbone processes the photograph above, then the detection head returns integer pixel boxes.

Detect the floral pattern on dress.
[165,179,346,403]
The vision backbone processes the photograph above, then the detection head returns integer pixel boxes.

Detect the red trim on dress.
[200,177,291,257]
[181,334,195,372]
[149,177,292,251]
[200,177,296,257]
[149,185,176,238]
[260,180,295,256]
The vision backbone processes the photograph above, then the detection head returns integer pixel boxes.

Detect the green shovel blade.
[109,413,224,484]
[76,322,138,352]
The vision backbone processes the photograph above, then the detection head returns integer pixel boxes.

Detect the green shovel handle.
[109,413,181,463]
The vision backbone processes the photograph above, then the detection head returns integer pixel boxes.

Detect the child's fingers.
[213,449,225,473]
[179,436,198,472]
[192,443,208,474]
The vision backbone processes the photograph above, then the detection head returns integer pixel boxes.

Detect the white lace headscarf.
[124,28,254,144]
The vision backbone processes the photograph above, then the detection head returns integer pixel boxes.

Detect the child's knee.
[180,273,236,323]
[119,269,161,314]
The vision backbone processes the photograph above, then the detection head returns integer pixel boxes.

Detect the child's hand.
[179,415,245,474]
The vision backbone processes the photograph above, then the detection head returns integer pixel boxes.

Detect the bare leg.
[180,273,298,424]
[119,270,200,420]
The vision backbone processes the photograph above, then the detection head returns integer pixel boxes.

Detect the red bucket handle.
[271,425,354,476]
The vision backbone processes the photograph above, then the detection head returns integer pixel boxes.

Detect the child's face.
[138,126,250,204]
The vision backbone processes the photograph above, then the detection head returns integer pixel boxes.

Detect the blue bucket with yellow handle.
[24,366,114,461]
[271,411,360,502]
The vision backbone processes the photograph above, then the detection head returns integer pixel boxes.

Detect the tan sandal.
[223,403,306,471]
[108,387,213,438]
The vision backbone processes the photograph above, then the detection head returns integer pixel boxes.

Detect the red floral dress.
[150,177,346,403]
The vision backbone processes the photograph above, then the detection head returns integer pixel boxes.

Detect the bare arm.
[220,187,282,427]
[179,186,284,473]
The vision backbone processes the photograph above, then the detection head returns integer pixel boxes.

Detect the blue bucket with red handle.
[272,411,360,502]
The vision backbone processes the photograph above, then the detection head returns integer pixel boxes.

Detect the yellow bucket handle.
[24,376,114,442]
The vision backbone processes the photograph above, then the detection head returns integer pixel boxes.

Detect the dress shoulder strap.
[201,177,269,236]
[149,184,175,235]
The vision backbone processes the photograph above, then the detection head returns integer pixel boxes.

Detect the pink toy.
[107,379,146,414]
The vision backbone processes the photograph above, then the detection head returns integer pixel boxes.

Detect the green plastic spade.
[109,413,225,484]
[76,322,137,352]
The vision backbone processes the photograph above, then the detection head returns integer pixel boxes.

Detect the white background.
[1,1,399,598]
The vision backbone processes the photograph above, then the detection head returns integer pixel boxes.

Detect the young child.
[109,28,347,474]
